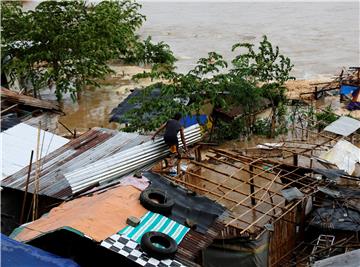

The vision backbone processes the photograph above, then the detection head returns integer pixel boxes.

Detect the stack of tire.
[139,188,177,259]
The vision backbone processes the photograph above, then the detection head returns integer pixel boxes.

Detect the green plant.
[213,117,246,141]
[1,0,175,101]
[253,118,271,136]
[123,36,294,139]
[124,36,176,70]
[123,52,229,132]
[231,35,295,137]
[315,105,338,130]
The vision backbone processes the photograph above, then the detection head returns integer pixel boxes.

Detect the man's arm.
[151,123,166,140]
[180,128,188,151]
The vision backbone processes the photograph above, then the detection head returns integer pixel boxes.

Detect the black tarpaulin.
[143,172,227,234]
[312,168,348,180]
[1,113,21,131]
[309,186,360,232]
[109,88,161,123]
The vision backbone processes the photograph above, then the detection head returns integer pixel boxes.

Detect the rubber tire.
[140,188,175,214]
[140,231,178,259]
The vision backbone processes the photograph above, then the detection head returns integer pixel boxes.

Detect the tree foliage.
[123,36,294,137]
[123,52,230,132]
[1,0,175,100]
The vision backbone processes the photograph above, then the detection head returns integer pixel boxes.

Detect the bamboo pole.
[191,159,284,197]
[164,174,262,230]
[32,122,41,221]
[230,171,282,213]
[1,104,18,114]
[185,170,284,210]
[20,150,34,224]
[209,150,314,188]
[225,172,283,227]
[206,154,311,190]
[206,157,263,198]
[239,200,286,234]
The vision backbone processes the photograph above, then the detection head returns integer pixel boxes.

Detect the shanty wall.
[268,203,299,267]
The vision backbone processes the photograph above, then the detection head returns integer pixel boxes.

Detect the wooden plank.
[1,87,61,111]
[185,170,283,210]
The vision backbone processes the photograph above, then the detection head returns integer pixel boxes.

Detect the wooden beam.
[207,157,263,198]
[163,174,262,230]
[232,171,281,213]
[185,170,284,210]
[249,164,256,205]
[209,150,315,188]
[192,158,284,197]
[1,104,18,114]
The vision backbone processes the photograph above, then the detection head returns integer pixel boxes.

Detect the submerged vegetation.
[1,0,175,100]
[124,35,295,138]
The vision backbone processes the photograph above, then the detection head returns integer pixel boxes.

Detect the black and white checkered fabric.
[101,234,186,267]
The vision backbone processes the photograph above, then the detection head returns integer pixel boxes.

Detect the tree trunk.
[77,90,82,101]
[270,106,276,138]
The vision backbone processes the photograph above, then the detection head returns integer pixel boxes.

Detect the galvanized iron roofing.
[324,116,360,136]
[1,128,150,199]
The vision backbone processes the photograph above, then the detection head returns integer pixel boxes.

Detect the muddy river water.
[51,65,154,135]
[32,1,358,135]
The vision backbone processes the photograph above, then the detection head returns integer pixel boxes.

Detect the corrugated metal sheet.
[1,123,69,180]
[1,128,150,199]
[64,124,202,194]
[313,249,360,267]
[320,139,360,174]
[324,116,360,136]
[176,216,226,265]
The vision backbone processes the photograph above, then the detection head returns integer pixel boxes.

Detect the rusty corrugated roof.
[176,216,226,266]
[1,128,150,199]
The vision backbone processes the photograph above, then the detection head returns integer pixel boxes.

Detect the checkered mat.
[101,234,186,267]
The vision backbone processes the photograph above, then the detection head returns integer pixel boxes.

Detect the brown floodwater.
[53,64,153,136]
[58,84,126,135]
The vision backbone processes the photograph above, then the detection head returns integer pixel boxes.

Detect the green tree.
[1,0,175,100]
[125,36,176,73]
[123,52,229,132]
[231,36,295,137]
[123,36,293,138]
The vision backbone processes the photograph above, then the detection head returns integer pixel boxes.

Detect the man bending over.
[151,113,188,156]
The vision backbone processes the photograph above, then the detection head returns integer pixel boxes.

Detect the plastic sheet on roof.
[320,140,360,175]
[1,233,79,267]
[144,172,227,234]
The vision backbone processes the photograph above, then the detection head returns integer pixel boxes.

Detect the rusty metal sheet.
[1,128,150,199]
